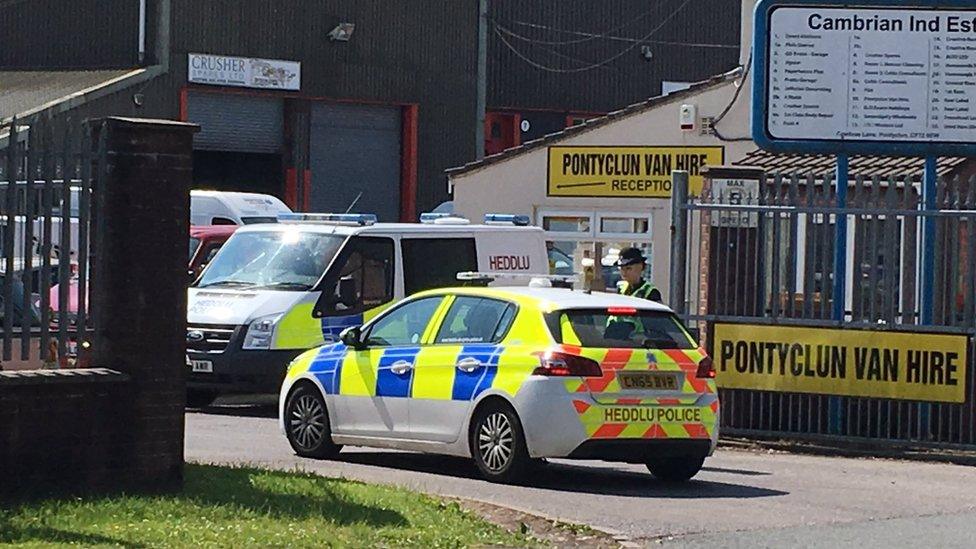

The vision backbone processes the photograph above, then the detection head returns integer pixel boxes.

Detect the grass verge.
[0,464,537,548]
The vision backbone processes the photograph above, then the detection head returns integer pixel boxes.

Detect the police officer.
[615,247,661,302]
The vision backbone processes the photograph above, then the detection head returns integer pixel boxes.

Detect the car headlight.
[242,313,283,350]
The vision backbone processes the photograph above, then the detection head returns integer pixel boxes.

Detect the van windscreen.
[544,308,695,350]
[196,231,345,291]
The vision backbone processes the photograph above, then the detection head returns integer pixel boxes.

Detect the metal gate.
[309,103,402,221]
[0,117,100,370]
[671,168,976,448]
[186,92,284,153]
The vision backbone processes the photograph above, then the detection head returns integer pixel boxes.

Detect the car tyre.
[470,402,531,484]
[285,384,342,459]
[185,389,219,409]
[645,454,706,482]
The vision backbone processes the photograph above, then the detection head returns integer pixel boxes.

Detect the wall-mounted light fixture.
[329,23,356,42]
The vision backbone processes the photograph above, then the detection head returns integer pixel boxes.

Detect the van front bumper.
[187,348,303,394]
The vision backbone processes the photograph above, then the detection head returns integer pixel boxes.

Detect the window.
[402,238,477,295]
[435,297,516,344]
[365,296,443,347]
[545,309,694,350]
[324,236,395,315]
[197,230,344,291]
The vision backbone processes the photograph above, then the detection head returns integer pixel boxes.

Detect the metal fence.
[672,169,976,448]
[0,117,100,370]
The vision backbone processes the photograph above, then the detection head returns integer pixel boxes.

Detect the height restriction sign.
[752,0,976,156]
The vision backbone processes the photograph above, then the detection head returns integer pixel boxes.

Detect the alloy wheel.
[290,394,326,451]
[477,411,514,472]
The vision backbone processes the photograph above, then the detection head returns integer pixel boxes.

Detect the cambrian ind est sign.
[713,323,969,403]
[547,146,724,198]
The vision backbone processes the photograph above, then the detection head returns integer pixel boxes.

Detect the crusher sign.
[547,146,724,198]
[714,323,969,403]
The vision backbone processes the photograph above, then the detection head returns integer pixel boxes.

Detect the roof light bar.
[278,213,377,226]
[420,212,470,225]
[484,213,531,226]
[456,271,578,288]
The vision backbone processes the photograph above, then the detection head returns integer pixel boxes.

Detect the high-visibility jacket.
[621,280,662,302]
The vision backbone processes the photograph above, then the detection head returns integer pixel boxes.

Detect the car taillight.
[696,356,715,379]
[533,351,603,377]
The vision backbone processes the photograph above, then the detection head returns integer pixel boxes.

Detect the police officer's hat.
[615,247,646,267]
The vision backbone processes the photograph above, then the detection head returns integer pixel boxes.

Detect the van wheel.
[285,384,342,459]
[470,402,531,484]
[645,454,706,481]
[186,389,219,409]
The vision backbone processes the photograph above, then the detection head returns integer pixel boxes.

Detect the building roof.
[0,69,142,122]
[735,149,970,179]
[446,68,743,178]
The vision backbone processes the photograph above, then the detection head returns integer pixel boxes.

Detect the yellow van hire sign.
[713,323,970,403]
[547,146,724,198]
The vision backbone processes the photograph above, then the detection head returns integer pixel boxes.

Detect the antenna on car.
[344,192,364,214]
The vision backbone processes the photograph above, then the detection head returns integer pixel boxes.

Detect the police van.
[186,213,549,406]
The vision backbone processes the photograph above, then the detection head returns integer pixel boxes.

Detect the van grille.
[187,324,238,354]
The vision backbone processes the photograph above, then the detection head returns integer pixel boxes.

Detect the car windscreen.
[544,308,695,350]
[196,230,345,291]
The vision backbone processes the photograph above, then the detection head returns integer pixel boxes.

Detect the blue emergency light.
[484,213,530,226]
[278,213,377,226]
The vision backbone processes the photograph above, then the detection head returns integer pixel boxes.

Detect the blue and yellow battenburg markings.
[376,347,421,398]
[320,314,363,341]
[308,343,348,394]
[452,344,504,401]
[298,343,507,400]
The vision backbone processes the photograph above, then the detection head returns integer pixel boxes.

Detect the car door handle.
[390,360,414,375]
[456,357,482,373]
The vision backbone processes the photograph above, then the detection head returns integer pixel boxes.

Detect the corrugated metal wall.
[488,0,742,112]
[170,0,479,212]
[0,0,141,69]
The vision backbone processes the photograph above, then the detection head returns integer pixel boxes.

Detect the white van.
[190,190,292,226]
[185,213,549,405]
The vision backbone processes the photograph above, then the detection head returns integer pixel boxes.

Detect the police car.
[279,275,718,483]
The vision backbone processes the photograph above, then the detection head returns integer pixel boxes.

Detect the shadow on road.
[338,452,788,499]
[190,403,278,418]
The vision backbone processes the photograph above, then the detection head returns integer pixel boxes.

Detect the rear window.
[545,308,695,350]
[240,216,279,224]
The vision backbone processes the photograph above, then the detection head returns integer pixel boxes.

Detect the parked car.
[279,283,718,483]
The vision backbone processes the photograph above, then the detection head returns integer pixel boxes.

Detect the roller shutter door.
[187,92,284,153]
[310,104,401,221]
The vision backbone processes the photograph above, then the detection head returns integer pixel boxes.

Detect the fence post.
[89,117,198,489]
[670,170,689,315]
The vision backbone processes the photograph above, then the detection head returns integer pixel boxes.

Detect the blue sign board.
[752,0,976,156]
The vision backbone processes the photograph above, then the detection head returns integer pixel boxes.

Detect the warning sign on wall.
[547,146,724,198]
[713,323,970,403]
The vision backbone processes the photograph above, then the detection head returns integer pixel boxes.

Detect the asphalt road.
[186,400,976,547]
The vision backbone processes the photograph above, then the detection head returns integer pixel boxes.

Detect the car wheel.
[645,454,706,481]
[285,384,342,459]
[186,389,219,409]
[470,402,531,484]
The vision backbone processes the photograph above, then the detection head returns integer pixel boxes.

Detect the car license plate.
[190,360,213,373]
[618,371,678,390]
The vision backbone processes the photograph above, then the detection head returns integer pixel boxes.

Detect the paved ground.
[186,400,976,547]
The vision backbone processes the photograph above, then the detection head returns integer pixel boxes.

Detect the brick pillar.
[89,117,198,490]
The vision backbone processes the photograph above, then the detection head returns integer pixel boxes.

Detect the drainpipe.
[138,0,147,64]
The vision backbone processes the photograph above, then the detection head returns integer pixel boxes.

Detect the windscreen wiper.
[252,282,313,290]
[198,280,255,289]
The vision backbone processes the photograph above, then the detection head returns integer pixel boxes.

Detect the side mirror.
[340,326,366,350]
[188,269,198,282]
[338,276,358,307]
